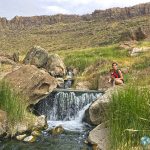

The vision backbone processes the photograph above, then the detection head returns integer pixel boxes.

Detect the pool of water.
[0,130,92,150]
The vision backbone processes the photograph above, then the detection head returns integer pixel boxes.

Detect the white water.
[47,103,91,132]
[35,91,102,132]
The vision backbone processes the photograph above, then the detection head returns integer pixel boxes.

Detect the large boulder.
[4,65,57,104]
[23,46,48,68]
[45,54,66,77]
[0,109,7,136]
[88,122,109,150]
[83,87,116,125]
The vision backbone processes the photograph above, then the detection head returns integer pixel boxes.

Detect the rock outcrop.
[130,47,150,56]
[0,3,150,29]
[120,27,147,41]
[4,65,57,104]
[83,87,117,125]
[23,46,48,68]
[91,2,150,20]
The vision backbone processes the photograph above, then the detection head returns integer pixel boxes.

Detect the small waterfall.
[34,90,102,131]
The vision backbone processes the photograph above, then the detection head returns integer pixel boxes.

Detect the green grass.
[0,80,27,125]
[132,55,150,70]
[109,86,150,150]
[58,45,128,72]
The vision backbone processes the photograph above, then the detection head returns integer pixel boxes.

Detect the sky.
[0,0,150,19]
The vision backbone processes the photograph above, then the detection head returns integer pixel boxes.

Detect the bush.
[109,86,150,149]
[0,80,27,125]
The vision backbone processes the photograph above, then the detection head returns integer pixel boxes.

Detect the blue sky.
[0,0,150,19]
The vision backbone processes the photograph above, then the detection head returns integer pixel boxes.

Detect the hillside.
[0,2,150,54]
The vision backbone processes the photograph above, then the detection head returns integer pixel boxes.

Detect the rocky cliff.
[0,2,150,29]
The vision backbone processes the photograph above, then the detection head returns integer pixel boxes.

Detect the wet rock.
[49,125,64,135]
[23,135,36,143]
[4,65,57,104]
[23,46,48,68]
[83,87,117,125]
[31,130,41,136]
[45,54,66,77]
[88,122,109,150]
[0,110,7,136]
[16,134,27,141]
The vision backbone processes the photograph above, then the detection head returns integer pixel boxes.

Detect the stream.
[0,90,102,150]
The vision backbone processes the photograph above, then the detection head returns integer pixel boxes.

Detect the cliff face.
[0,2,150,29]
[91,2,150,20]
[0,15,82,29]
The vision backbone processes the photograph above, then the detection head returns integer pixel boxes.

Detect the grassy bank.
[0,80,27,124]
[109,86,150,149]
[0,80,36,135]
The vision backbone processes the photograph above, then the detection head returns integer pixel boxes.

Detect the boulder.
[88,122,109,150]
[16,134,27,141]
[83,87,116,125]
[130,47,150,56]
[45,54,66,77]
[13,115,47,134]
[0,110,7,136]
[23,46,48,68]
[4,65,57,104]
[31,130,41,136]
[23,135,36,143]
[49,125,64,135]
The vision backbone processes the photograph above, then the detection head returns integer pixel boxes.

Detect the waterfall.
[34,90,102,131]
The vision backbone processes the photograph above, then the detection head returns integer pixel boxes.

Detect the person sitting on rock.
[109,62,124,86]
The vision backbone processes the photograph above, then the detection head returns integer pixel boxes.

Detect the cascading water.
[0,90,102,150]
[34,90,102,131]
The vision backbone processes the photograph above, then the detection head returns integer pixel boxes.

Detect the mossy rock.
[31,130,41,136]
[49,125,64,135]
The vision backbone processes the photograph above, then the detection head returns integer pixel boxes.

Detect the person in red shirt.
[109,62,124,86]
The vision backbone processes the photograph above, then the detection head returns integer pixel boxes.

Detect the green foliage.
[0,15,149,54]
[58,45,128,72]
[109,86,150,149]
[0,80,27,125]
[132,56,150,70]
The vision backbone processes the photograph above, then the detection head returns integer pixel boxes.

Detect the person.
[109,62,124,86]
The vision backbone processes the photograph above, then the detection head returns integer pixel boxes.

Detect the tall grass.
[58,45,128,72]
[109,86,150,150]
[0,80,27,125]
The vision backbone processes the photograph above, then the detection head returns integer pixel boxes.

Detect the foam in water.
[35,91,102,132]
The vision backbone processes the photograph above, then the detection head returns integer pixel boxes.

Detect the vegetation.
[0,80,27,125]
[109,86,150,150]
[0,15,149,55]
